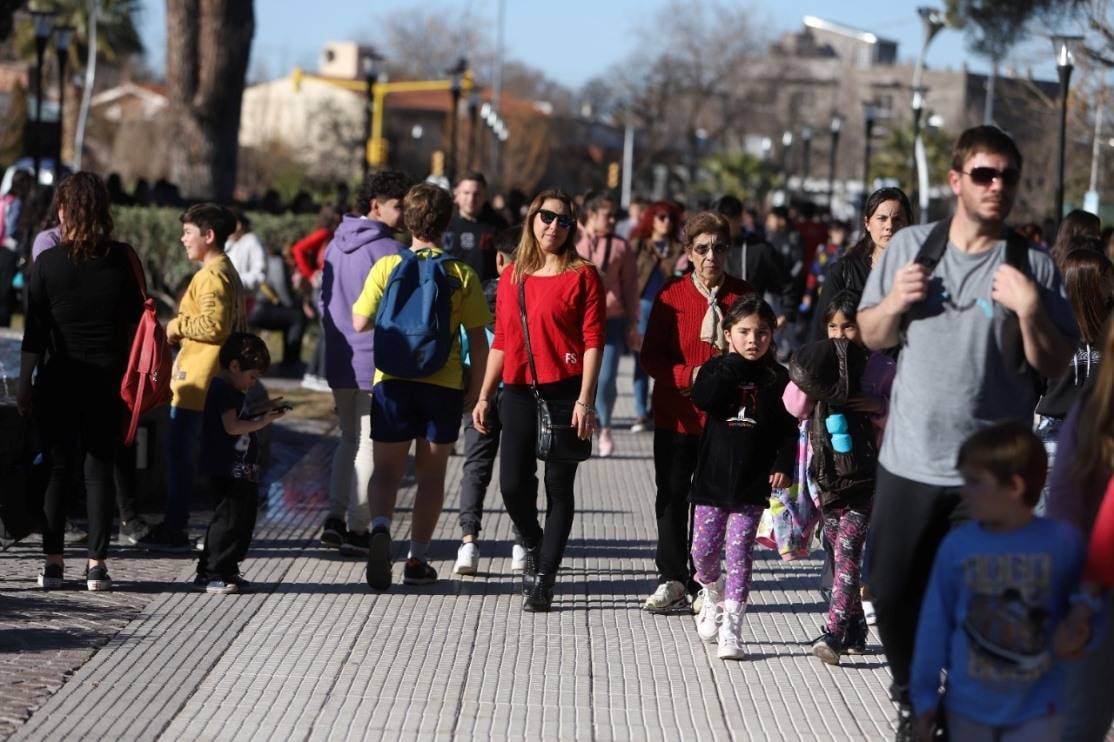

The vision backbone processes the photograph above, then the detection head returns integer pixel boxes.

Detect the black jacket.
[809,251,873,342]
[1035,343,1102,419]
[689,353,797,510]
[726,237,789,300]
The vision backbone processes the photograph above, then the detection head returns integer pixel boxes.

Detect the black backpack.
[912,218,1033,379]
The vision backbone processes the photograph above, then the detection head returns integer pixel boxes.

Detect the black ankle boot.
[521,546,540,597]
[523,573,554,612]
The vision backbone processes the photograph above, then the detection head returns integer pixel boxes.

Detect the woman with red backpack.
[16,172,144,591]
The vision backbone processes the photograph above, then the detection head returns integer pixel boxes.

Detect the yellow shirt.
[167,254,246,410]
[352,246,490,390]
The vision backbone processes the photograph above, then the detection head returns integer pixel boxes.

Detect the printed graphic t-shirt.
[200,376,260,482]
[910,518,1085,726]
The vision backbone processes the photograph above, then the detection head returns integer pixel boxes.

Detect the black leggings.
[498,378,582,575]
[38,362,125,560]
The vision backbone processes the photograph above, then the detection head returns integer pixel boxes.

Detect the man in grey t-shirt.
[857,126,1075,738]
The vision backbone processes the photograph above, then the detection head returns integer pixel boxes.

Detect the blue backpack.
[373,248,461,378]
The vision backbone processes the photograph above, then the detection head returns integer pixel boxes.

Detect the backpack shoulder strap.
[913,218,952,274]
[123,244,148,298]
[1004,230,1032,277]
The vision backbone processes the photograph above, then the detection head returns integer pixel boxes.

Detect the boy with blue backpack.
[351,183,490,590]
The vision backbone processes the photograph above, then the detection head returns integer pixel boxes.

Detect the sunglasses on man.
[692,242,729,256]
[538,209,574,230]
[963,167,1020,187]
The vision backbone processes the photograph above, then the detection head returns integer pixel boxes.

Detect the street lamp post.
[467,86,480,172]
[53,25,74,181]
[801,126,813,202]
[445,57,467,185]
[1052,35,1083,224]
[780,130,793,202]
[827,113,843,212]
[29,9,54,184]
[861,101,877,215]
[912,6,946,223]
[360,49,383,182]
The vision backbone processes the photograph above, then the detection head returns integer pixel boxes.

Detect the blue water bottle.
[825,413,853,454]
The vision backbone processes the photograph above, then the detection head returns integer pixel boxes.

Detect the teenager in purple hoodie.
[318,170,410,554]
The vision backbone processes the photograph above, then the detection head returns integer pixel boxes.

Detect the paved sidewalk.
[3,359,896,741]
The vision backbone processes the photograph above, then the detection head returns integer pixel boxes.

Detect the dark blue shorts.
[371,380,464,444]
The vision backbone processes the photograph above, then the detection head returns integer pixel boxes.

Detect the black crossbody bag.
[518,277,592,463]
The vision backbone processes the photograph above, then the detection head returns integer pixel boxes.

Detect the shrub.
[112,206,319,298]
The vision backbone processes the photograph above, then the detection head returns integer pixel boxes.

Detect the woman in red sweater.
[639,211,753,614]
[473,189,605,612]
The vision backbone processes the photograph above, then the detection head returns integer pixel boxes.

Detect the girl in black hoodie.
[688,294,798,660]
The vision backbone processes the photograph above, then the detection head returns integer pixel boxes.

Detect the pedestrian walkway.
[3,358,896,741]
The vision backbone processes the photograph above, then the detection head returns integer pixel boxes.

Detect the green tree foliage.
[945,0,1084,59]
[10,0,143,71]
[693,151,777,202]
[870,124,955,191]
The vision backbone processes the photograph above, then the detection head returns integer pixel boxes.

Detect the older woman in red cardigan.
[639,211,753,613]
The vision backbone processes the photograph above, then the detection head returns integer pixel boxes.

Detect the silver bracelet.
[576,400,597,415]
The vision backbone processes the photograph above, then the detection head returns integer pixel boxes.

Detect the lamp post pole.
[780,130,793,203]
[446,57,466,186]
[1053,36,1082,224]
[53,26,74,181]
[861,101,877,218]
[912,6,946,223]
[801,126,813,202]
[827,113,843,212]
[30,10,54,184]
[361,50,382,182]
[467,87,480,172]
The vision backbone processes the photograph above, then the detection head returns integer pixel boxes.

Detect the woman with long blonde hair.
[473,189,606,611]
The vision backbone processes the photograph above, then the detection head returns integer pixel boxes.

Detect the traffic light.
[607,161,620,189]
[431,150,445,177]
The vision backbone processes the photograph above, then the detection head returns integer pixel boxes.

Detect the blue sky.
[138,0,1067,88]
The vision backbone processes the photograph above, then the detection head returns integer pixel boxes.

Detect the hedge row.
[112,207,320,294]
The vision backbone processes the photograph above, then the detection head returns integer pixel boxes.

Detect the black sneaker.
[521,546,540,597]
[365,526,392,590]
[204,578,237,595]
[811,627,843,665]
[523,573,554,612]
[190,573,209,591]
[894,703,914,742]
[37,563,64,589]
[402,558,437,585]
[138,525,194,553]
[320,516,346,548]
[844,618,868,655]
[85,564,112,592]
[339,531,370,557]
[119,517,150,545]
[226,574,251,592]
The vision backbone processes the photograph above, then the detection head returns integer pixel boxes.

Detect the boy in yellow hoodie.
[142,204,245,552]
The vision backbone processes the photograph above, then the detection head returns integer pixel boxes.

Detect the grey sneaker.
[119,517,150,545]
[643,580,687,614]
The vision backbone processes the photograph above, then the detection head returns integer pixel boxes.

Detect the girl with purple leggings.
[688,295,798,660]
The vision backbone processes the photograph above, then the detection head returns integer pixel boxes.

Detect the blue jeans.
[164,406,203,532]
[597,318,627,429]
[632,297,654,420]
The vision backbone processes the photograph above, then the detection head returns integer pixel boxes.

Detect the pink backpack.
[120,246,171,445]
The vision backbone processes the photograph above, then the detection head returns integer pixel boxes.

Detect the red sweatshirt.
[640,274,753,435]
[291,227,333,280]
[1084,476,1114,587]
[492,264,606,385]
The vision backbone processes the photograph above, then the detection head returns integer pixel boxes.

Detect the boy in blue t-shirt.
[192,333,286,594]
[911,421,1086,740]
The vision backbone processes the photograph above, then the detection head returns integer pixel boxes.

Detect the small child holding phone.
[193,333,286,594]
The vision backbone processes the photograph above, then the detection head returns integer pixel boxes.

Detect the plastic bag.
[762,420,821,561]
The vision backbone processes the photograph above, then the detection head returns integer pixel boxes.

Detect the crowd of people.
[10,123,1114,741]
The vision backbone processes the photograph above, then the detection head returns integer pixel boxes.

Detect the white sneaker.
[301,373,330,392]
[695,579,724,642]
[454,541,479,576]
[717,601,747,660]
[643,580,687,614]
[863,599,877,626]
[511,543,527,572]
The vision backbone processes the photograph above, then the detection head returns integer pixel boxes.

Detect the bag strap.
[601,236,613,274]
[1005,230,1032,277]
[516,277,542,400]
[913,218,952,274]
[123,244,148,299]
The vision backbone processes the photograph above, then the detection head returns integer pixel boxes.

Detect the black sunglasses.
[692,242,729,256]
[964,167,1020,187]
[538,209,574,230]
[654,212,675,221]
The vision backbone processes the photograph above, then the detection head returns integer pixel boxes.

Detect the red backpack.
[120,246,171,445]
